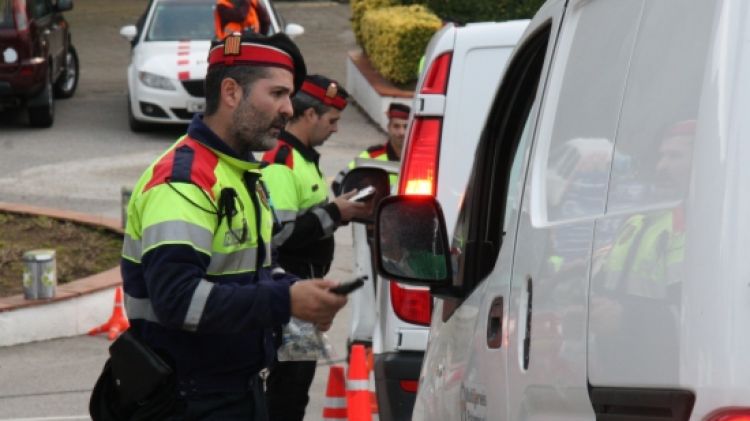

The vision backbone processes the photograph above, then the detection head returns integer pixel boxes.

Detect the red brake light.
[398,117,442,196]
[390,282,431,326]
[706,409,750,421]
[421,52,452,95]
[399,380,419,393]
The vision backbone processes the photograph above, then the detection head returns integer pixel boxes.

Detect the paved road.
[0,1,382,419]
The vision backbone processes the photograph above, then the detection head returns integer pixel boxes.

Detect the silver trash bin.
[121,186,133,229]
[22,249,56,300]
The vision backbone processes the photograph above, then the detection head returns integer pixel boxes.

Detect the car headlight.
[139,71,176,90]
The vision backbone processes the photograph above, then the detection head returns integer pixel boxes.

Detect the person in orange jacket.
[214,0,270,40]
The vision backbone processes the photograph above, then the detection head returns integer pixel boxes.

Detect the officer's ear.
[302,106,318,123]
[220,77,244,110]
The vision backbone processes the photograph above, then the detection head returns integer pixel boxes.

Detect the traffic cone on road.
[366,349,379,419]
[347,344,372,421]
[322,365,348,420]
[88,286,129,340]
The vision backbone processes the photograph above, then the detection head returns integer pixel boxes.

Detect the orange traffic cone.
[347,344,372,421]
[366,349,379,418]
[322,365,348,420]
[88,286,129,340]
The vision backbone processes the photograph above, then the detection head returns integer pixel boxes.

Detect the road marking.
[0,416,90,421]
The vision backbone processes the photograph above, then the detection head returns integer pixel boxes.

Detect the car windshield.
[146,2,215,41]
[0,0,13,29]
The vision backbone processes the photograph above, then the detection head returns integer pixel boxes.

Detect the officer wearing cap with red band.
[261,74,370,420]
[106,33,347,421]
[332,102,410,195]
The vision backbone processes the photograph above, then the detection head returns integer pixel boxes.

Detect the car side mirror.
[284,23,305,38]
[120,25,138,42]
[339,167,391,224]
[375,195,452,286]
[55,0,73,12]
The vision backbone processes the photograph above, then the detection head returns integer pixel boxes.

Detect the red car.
[0,0,78,127]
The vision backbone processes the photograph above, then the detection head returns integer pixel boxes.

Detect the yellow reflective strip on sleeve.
[141,220,214,255]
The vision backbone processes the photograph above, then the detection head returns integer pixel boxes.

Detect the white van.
[341,20,528,420]
[373,0,750,419]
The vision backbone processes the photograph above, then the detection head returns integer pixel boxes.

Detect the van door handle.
[523,278,533,370]
[486,296,503,348]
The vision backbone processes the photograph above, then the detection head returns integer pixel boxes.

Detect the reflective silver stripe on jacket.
[311,207,336,237]
[122,233,142,262]
[207,247,260,274]
[206,242,272,273]
[183,279,213,331]
[274,209,298,224]
[124,279,214,331]
[272,223,296,247]
[124,293,159,323]
[141,220,214,255]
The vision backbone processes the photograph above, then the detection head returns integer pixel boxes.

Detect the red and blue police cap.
[298,74,349,111]
[387,103,410,120]
[208,32,307,92]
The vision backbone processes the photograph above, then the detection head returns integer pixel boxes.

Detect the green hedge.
[360,5,442,84]
[421,0,545,23]
[351,0,398,46]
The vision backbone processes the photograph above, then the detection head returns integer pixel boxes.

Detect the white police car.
[119,0,303,132]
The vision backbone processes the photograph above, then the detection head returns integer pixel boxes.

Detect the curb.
[345,49,413,132]
[0,202,123,347]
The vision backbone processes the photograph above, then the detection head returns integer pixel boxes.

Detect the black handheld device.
[329,276,367,295]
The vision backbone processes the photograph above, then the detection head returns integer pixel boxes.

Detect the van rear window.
[0,0,13,29]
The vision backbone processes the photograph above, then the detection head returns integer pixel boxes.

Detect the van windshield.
[0,0,13,29]
[146,2,215,41]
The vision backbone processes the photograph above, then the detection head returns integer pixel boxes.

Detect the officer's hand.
[333,190,371,222]
[289,279,347,327]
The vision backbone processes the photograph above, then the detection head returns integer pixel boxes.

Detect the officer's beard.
[230,96,286,156]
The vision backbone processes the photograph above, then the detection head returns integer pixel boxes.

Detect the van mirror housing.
[55,0,73,12]
[375,195,452,286]
[339,167,391,224]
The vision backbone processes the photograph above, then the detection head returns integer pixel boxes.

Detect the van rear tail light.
[399,380,419,393]
[706,409,750,421]
[14,0,28,31]
[398,117,442,196]
[390,282,431,326]
[420,52,452,95]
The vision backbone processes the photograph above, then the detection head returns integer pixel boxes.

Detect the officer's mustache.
[270,116,287,131]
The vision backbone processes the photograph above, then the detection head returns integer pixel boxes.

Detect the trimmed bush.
[423,0,545,24]
[360,5,442,84]
[351,0,398,46]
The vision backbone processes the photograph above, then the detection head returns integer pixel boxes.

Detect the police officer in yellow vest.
[120,33,347,420]
[261,74,370,420]
[332,102,410,195]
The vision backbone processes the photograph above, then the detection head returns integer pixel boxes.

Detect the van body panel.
[587,0,716,387]
[346,19,528,420]
[436,20,529,233]
[410,0,750,418]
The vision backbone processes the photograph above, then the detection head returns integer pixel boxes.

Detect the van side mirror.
[375,195,452,286]
[339,167,391,224]
[55,0,73,12]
